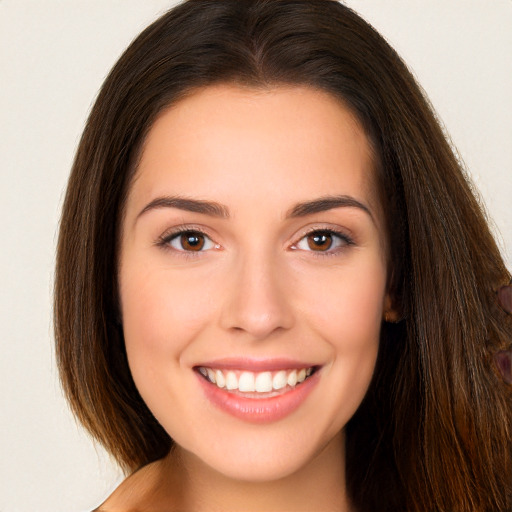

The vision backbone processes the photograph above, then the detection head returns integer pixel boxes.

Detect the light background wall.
[1,1,510,511]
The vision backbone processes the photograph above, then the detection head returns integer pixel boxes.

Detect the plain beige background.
[1,1,510,511]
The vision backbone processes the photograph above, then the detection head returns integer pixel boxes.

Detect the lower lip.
[196,370,320,423]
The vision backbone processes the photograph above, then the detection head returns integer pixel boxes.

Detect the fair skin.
[103,85,393,511]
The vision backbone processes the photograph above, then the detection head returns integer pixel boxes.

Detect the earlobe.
[383,294,400,323]
[383,310,400,323]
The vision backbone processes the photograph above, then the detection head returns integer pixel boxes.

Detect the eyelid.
[155,224,220,252]
[155,224,355,255]
[290,226,355,254]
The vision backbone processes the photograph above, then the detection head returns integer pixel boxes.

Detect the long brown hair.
[54,1,512,510]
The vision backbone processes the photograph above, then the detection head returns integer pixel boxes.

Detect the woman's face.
[119,85,390,481]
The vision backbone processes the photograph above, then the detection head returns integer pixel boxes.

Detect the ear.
[383,294,400,323]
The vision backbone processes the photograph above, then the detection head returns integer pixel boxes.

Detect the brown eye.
[167,231,214,252]
[294,229,353,253]
[181,233,205,251]
[307,232,333,251]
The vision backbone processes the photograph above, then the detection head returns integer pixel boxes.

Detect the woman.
[54,1,512,510]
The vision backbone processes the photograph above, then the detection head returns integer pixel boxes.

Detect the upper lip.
[194,357,320,372]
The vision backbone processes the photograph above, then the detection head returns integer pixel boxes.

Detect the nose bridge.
[220,245,294,339]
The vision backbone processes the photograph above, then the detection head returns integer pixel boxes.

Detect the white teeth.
[272,370,287,390]
[206,368,216,383]
[199,366,314,393]
[238,371,255,392]
[215,369,225,388]
[255,371,273,392]
[287,370,298,387]
[226,371,238,390]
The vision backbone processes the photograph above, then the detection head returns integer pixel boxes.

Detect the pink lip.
[195,365,320,424]
[196,357,317,372]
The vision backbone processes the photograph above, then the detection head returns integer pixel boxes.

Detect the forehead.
[129,84,381,222]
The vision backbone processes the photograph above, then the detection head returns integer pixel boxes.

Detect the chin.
[175,419,345,484]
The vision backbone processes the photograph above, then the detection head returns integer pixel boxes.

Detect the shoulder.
[94,458,178,512]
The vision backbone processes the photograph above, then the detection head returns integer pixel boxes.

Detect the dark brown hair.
[55,1,512,510]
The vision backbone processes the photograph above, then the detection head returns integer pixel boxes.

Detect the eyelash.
[292,228,355,256]
[155,226,355,256]
[155,225,216,256]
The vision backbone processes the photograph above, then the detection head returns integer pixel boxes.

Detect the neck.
[160,432,351,512]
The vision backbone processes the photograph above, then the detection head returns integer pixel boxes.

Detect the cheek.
[303,256,386,344]
[301,258,385,410]
[118,262,223,420]
[119,261,220,362]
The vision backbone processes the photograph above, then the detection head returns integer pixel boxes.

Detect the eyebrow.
[286,195,373,220]
[137,196,230,220]
[136,194,373,222]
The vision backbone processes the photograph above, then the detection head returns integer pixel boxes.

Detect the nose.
[219,252,295,340]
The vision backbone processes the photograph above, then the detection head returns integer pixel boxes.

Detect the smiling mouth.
[196,366,317,396]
